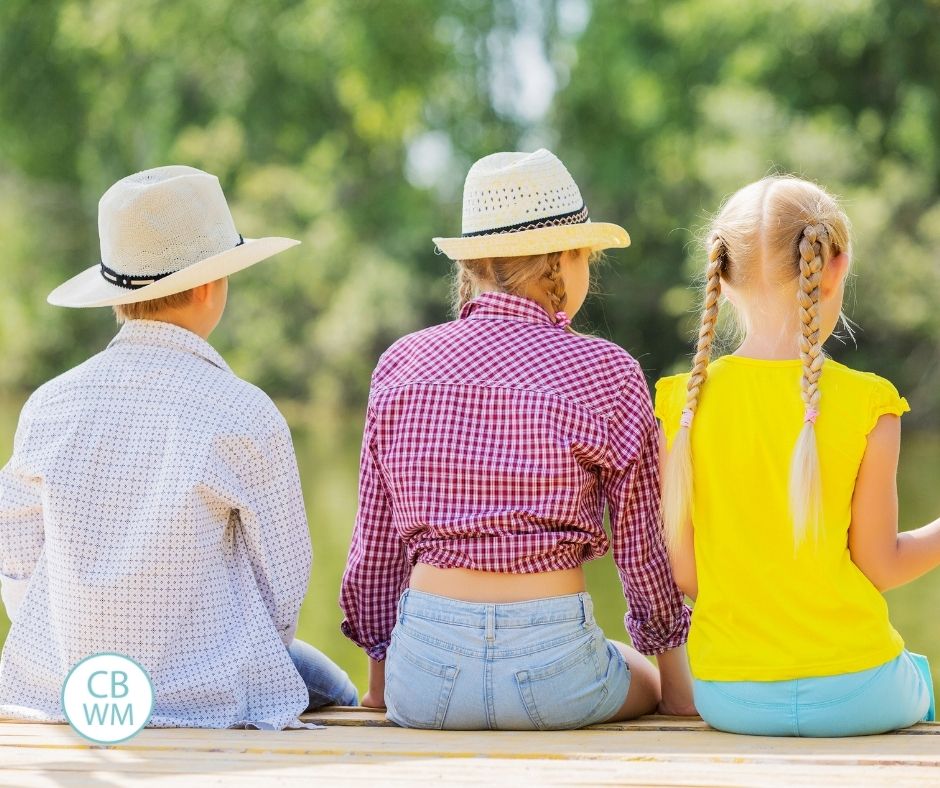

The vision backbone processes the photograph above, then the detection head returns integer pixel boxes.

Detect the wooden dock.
[1,708,937,786]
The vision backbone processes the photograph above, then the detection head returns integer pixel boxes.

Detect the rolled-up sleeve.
[0,398,44,623]
[601,365,691,655]
[339,405,409,661]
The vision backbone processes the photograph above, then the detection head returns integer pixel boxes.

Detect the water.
[0,399,938,695]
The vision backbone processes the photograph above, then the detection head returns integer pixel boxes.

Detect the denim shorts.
[694,650,935,737]
[383,589,631,730]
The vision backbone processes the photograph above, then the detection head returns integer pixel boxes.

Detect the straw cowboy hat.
[48,165,300,308]
[432,148,629,260]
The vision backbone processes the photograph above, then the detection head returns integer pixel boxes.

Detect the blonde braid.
[798,224,826,415]
[684,240,724,420]
[542,252,568,327]
[662,236,726,553]
[789,223,828,542]
[453,262,479,316]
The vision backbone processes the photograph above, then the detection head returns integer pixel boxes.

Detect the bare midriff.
[409,563,586,603]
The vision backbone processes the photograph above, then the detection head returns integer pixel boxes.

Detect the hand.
[362,656,386,709]
[657,698,698,717]
[655,644,696,717]
[360,689,386,709]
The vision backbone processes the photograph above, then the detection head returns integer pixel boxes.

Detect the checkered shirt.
[340,292,690,660]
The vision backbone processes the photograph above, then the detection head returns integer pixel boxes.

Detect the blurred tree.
[0,0,938,425]
[558,0,940,425]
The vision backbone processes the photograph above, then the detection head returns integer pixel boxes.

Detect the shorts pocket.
[384,635,459,730]
[514,632,608,730]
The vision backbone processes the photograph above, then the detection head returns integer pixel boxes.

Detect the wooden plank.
[0,738,937,788]
[0,713,937,787]
[1,722,939,761]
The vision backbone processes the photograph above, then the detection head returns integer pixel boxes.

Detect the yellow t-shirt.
[655,355,909,681]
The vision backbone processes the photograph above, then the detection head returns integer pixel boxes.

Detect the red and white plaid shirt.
[340,292,690,660]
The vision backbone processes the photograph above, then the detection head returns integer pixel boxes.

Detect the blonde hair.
[113,289,195,323]
[453,249,587,323]
[662,176,850,553]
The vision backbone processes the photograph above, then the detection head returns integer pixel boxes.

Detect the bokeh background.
[1,0,938,693]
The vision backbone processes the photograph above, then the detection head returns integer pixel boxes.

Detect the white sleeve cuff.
[0,573,29,623]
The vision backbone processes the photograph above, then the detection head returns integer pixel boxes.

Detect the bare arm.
[658,425,697,600]
[655,645,696,716]
[364,658,386,709]
[849,414,940,591]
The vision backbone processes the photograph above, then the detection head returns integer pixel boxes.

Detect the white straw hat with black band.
[48,165,300,308]
[432,148,629,260]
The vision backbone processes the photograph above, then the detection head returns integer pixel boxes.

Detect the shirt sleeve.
[339,404,409,662]
[602,365,691,655]
[653,374,686,449]
[209,405,312,647]
[0,397,45,623]
[864,374,911,435]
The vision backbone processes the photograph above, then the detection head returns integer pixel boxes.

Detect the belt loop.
[485,604,496,644]
[581,593,594,627]
[397,588,409,625]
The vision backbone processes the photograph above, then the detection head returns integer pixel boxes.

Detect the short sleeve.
[865,375,910,435]
[654,374,686,445]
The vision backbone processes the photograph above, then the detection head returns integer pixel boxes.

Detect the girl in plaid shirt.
[340,150,694,730]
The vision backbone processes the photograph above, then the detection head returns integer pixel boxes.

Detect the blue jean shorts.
[694,650,935,737]
[383,589,631,730]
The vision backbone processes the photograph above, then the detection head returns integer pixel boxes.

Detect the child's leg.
[287,640,359,710]
[603,640,661,721]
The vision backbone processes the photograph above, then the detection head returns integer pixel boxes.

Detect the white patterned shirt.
[0,320,312,729]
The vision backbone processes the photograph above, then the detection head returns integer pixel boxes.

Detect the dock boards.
[1,708,937,786]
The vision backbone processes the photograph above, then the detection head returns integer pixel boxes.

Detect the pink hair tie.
[679,409,694,429]
[804,407,820,425]
[554,311,571,330]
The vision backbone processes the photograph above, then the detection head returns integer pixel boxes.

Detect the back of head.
[453,251,573,320]
[662,175,851,552]
[113,289,195,323]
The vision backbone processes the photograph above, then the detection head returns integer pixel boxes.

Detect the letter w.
[83,703,108,725]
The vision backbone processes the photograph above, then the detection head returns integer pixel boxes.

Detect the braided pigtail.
[541,252,569,328]
[662,236,725,554]
[789,223,828,544]
[453,262,479,316]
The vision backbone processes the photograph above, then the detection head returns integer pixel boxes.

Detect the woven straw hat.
[48,165,300,308]
[432,149,629,260]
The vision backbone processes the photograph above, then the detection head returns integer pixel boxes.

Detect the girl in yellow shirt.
[656,175,938,736]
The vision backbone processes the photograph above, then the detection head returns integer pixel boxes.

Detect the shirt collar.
[459,291,555,327]
[107,320,232,373]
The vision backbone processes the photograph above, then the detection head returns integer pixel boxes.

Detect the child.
[340,149,694,730]
[0,165,357,729]
[657,175,938,736]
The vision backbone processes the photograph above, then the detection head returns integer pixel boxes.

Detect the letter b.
[111,671,129,698]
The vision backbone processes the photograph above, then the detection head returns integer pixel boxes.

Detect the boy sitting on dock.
[0,166,357,729]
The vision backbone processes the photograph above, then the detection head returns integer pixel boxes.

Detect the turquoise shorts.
[383,589,631,730]
[693,650,935,737]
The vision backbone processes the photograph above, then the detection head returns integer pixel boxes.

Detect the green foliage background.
[1,0,939,421]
